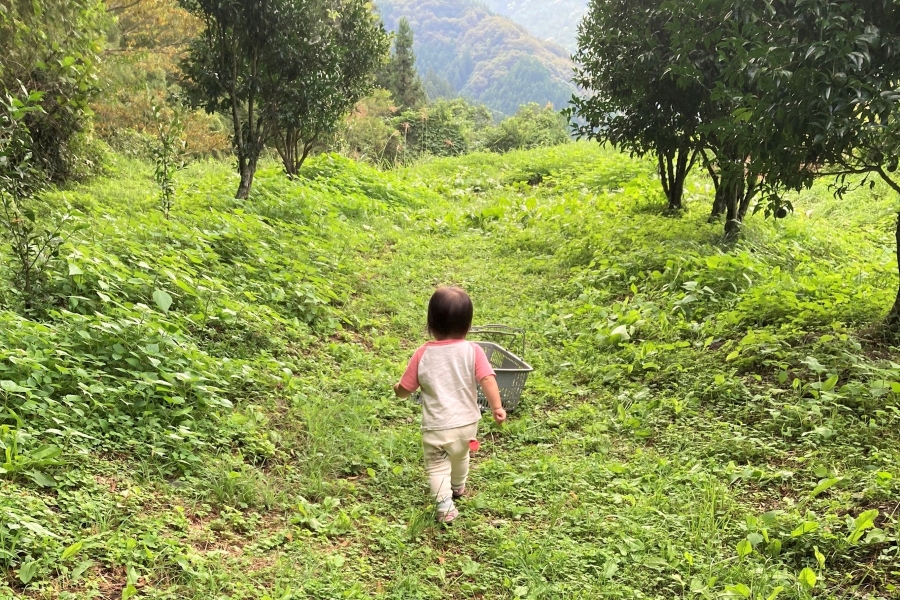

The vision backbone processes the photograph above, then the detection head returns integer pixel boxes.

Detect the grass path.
[268,191,783,598]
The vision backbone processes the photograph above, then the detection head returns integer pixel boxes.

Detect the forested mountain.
[376,0,575,116]
[480,0,587,51]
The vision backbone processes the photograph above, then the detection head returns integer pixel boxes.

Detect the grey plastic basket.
[409,325,534,412]
[473,340,533,411]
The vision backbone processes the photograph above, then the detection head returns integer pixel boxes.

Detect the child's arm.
[393,382,413,399]
[395,346,425,399]
[479,375,506,424]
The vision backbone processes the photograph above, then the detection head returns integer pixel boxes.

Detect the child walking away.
[394,287,506,523]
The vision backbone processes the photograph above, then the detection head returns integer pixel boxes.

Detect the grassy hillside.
[1,144,899,598]
[376,0,575,115]
[480,0,587,51]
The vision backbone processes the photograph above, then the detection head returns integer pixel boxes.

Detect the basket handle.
[469,324,526,357]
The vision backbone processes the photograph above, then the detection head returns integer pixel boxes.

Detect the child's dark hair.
[427,287,473,338]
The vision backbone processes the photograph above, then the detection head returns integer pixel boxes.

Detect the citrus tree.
[181,0,387,193]
[271,0,388,178]
[571,0,704,211]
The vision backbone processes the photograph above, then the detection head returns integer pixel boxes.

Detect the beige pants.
[422,422,479,503]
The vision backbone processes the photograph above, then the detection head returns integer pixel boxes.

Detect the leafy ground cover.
[1,143,899,599]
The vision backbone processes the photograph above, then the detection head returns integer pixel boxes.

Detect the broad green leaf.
[814,546,825,569]
[0,380,29,393]
[610,324,630,342]
[766,585,784,600]
[848,509,879,543]
[68,263,83,276]
[461,558,480,576]
[736,539,753,559]
[810,477,840,498]
[20,520,57,538]
[26,470,57,488]
[798,567,816,589]
[122,584,138,600]
[19,559,38,584]
[725,583,751,598]
[153,290,173,314]
[29,445,62,461]
[791,521,818,537]
[71,559,95,580]
[61,541,83,561]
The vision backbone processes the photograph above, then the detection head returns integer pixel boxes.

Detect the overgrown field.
[1,143,899,599]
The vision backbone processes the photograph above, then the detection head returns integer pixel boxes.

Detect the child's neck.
[433,335,467,342]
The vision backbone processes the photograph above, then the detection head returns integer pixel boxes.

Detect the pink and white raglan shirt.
[400,340,496,431]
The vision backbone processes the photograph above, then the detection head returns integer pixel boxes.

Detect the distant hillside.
[376,0,575,116]
[480,0,587,51]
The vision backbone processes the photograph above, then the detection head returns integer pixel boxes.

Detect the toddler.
[393,286,506,523]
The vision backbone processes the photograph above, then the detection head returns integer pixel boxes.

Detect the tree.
[719,0,900,329]
[181,0,388,194]
[0,0,105,183]
[271,0,388,177]
[663,0,776,236]
[179,0,284,198]
[422,69,455,101]
[571,0,703,211]
[381,18,426,110]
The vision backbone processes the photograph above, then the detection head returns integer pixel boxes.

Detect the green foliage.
[3,142,900,597]
[93,0,232,159]
[0,0,106,184]
[571,0,702,210]
[391,98,492,160]
[480,103,569,153]
[377,0,574,116]
[0,90,83,313]
[337,89,401,166]
[271,0,389,177]
[179,0,278,197]
[181,0,387,195]
[149,102,188,219]
[338,94,495,166]
[478,56,573,117]
[378,17,426,110]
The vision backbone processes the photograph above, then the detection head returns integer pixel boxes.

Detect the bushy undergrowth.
[1,143,898,598]
[0,153,432,592]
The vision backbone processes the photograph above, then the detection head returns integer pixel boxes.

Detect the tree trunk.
[721,171,743,242]
[659,149,691,211]
[886,211,900,333]
[236,156,256,199]
[277,129,299,179]
[296,138,316,173]
[737,179,758,222]
[705,157,726,222]
[709,186,726,222]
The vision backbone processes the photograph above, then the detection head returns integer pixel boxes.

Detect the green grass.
[0,143,898,599]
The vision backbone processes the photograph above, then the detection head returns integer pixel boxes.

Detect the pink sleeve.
[399,346,427,392]
[473,343,496,381]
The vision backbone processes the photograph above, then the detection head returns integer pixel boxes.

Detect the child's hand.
[492,407,507,424]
